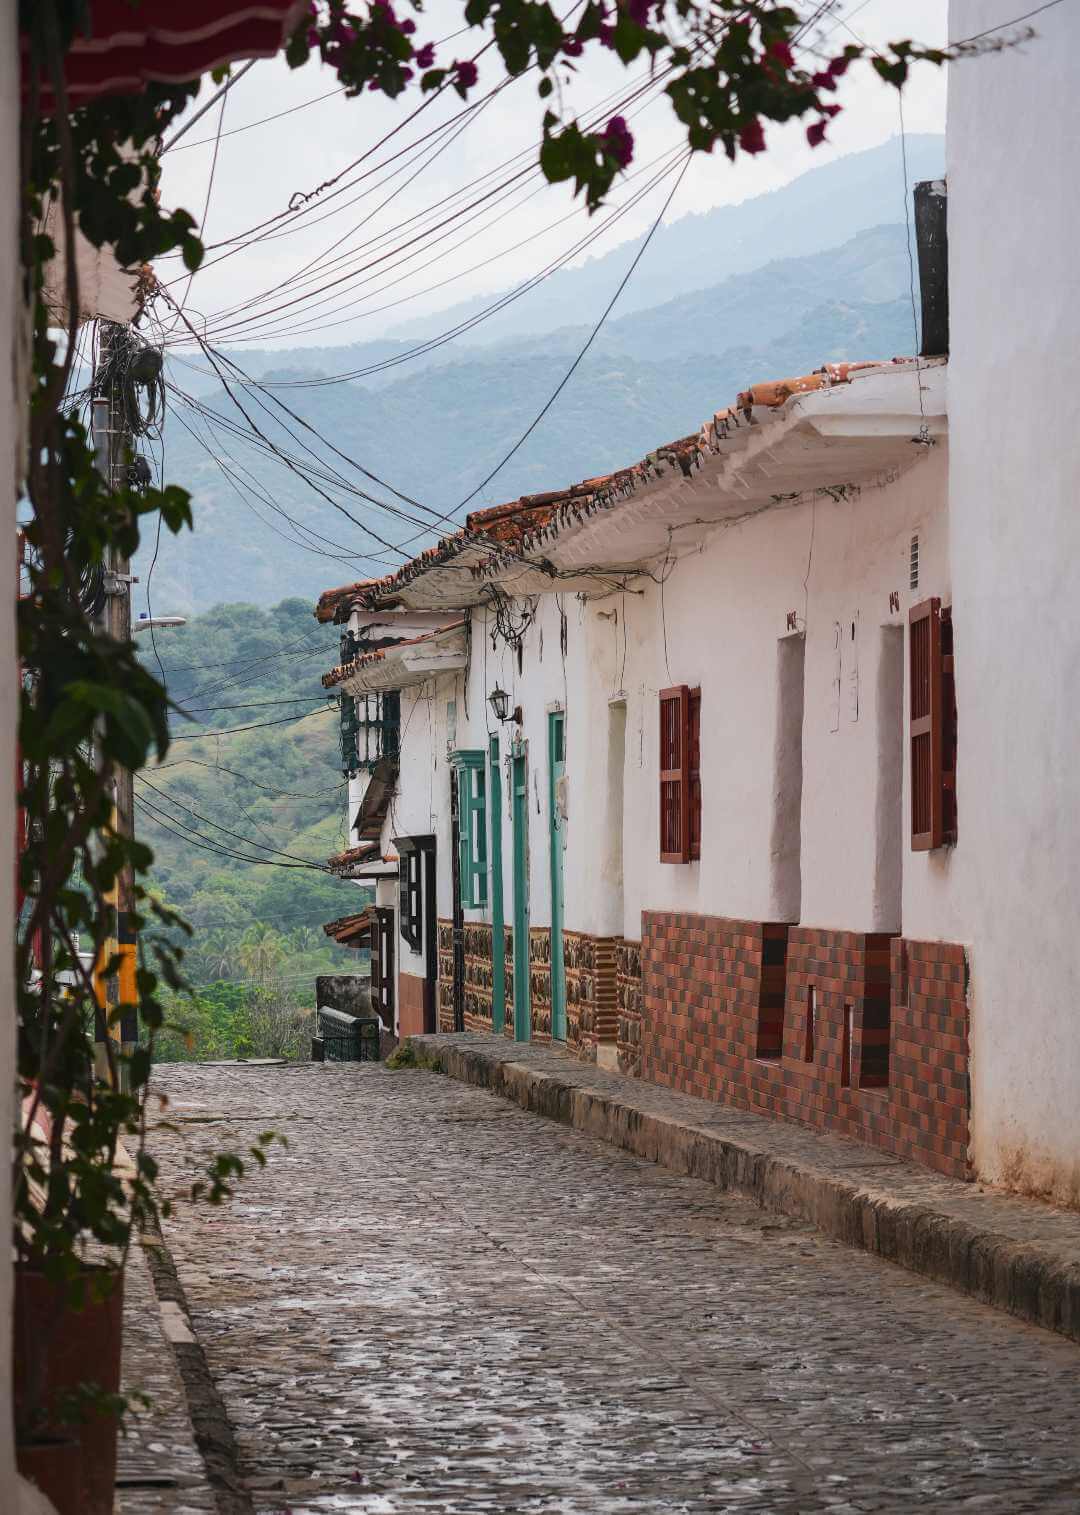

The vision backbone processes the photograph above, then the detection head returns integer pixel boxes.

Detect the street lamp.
[133,613,186,634]
[488,686,522,725]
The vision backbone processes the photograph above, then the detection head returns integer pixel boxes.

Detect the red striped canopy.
[24,1,308,111]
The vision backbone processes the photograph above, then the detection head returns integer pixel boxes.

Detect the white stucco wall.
[2,0,19,1488]
[617,447,951,940]
[381,441,952,993]
[384,591,624,956]
[947,1,1080,1201]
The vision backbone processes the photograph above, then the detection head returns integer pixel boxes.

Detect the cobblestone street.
[150,1062,1080,1515]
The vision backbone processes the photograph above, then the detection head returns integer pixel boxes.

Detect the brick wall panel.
[638,911,969,1180]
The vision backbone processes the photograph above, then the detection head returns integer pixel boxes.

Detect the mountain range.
[139,133,944,616]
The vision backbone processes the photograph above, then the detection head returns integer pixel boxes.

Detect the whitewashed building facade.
[317,1,1080,1204]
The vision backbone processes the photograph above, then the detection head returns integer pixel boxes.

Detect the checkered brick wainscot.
[639,913,970,1179]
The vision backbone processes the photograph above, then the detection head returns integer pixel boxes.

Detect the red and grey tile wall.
[638,913,970,1180]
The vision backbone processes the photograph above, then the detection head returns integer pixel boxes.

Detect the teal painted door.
[489,736,506,1033]
[511,749,530,1041]
[548,711,566,1042]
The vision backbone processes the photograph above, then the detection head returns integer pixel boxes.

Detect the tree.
[201,930,240,982]
[237,924,286,986]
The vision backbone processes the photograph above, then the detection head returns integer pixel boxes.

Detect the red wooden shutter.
[659,686,690,863]
[941,607,958,844]
[909,598,943,850]
[688,688,702,860]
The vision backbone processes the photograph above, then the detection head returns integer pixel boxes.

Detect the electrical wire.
[162,83,346,154]
[161,58,258,152]
[150,755,345,800]
[134,793,329,871]
[458,152,692,512]
[136,772,331,867]
[180,696,331,712]
[185,63,670,343]
[169,704,336,741]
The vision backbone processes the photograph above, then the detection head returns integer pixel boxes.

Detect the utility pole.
[91,319,139,1085]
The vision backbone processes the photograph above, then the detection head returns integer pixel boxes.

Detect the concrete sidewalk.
[413,1033,1080,1345]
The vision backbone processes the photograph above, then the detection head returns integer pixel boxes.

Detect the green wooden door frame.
[548,710,566,1042]
[489,735,506,1033]
[511,746,530,1041]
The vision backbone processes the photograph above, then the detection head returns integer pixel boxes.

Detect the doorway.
[548,711,566,1042]
[511,746,530,1041]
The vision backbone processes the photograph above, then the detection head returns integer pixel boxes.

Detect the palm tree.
[200,929,238,981]
[237,924,285,986]
[286,925,320,958]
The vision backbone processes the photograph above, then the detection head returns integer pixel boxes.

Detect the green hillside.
[136,599,370,1057]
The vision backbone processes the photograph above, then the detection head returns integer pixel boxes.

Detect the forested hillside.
[136,599,370,1057]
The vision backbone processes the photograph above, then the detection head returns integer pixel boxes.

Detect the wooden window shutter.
[909,598,943,850]
[659,685,690,863]
[688,688,702,861]
[457,765,473,906]
[454,752,488,908]
[472,766,488,906]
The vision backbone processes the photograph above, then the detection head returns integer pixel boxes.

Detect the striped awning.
[24,1,306,111]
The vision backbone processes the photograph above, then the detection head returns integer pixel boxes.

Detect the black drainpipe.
[914,179,949,356]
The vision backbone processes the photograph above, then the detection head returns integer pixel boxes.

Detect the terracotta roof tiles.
[321,619,465,688]
[314,359,901,621]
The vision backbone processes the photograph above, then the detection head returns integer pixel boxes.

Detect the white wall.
[947,1,1080,1201]
[618,448,951,940]
[382,445,952,991]
[2,0,19,1487]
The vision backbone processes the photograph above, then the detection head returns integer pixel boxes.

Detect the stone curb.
[140,1225,254,1515]
[413,1037,1080,1346]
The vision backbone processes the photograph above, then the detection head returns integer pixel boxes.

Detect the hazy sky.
[156,0,947,351]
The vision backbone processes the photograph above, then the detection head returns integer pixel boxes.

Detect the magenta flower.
[415,41,436,67]
[739,118,766,154]
[600,114,634,168]
[454,59,478,88]
[806,119,827,147]
[767,40,795,69]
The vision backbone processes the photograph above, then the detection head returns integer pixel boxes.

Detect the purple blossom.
[415,41,436,68]
[454,59,479,88]
[600,114,634,168]
[738,117,766,154]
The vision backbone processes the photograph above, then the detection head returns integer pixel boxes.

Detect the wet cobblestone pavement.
[153,1062,1080,1514]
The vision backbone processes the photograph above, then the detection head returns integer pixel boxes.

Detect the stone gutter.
[412,1033,1080,1345]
